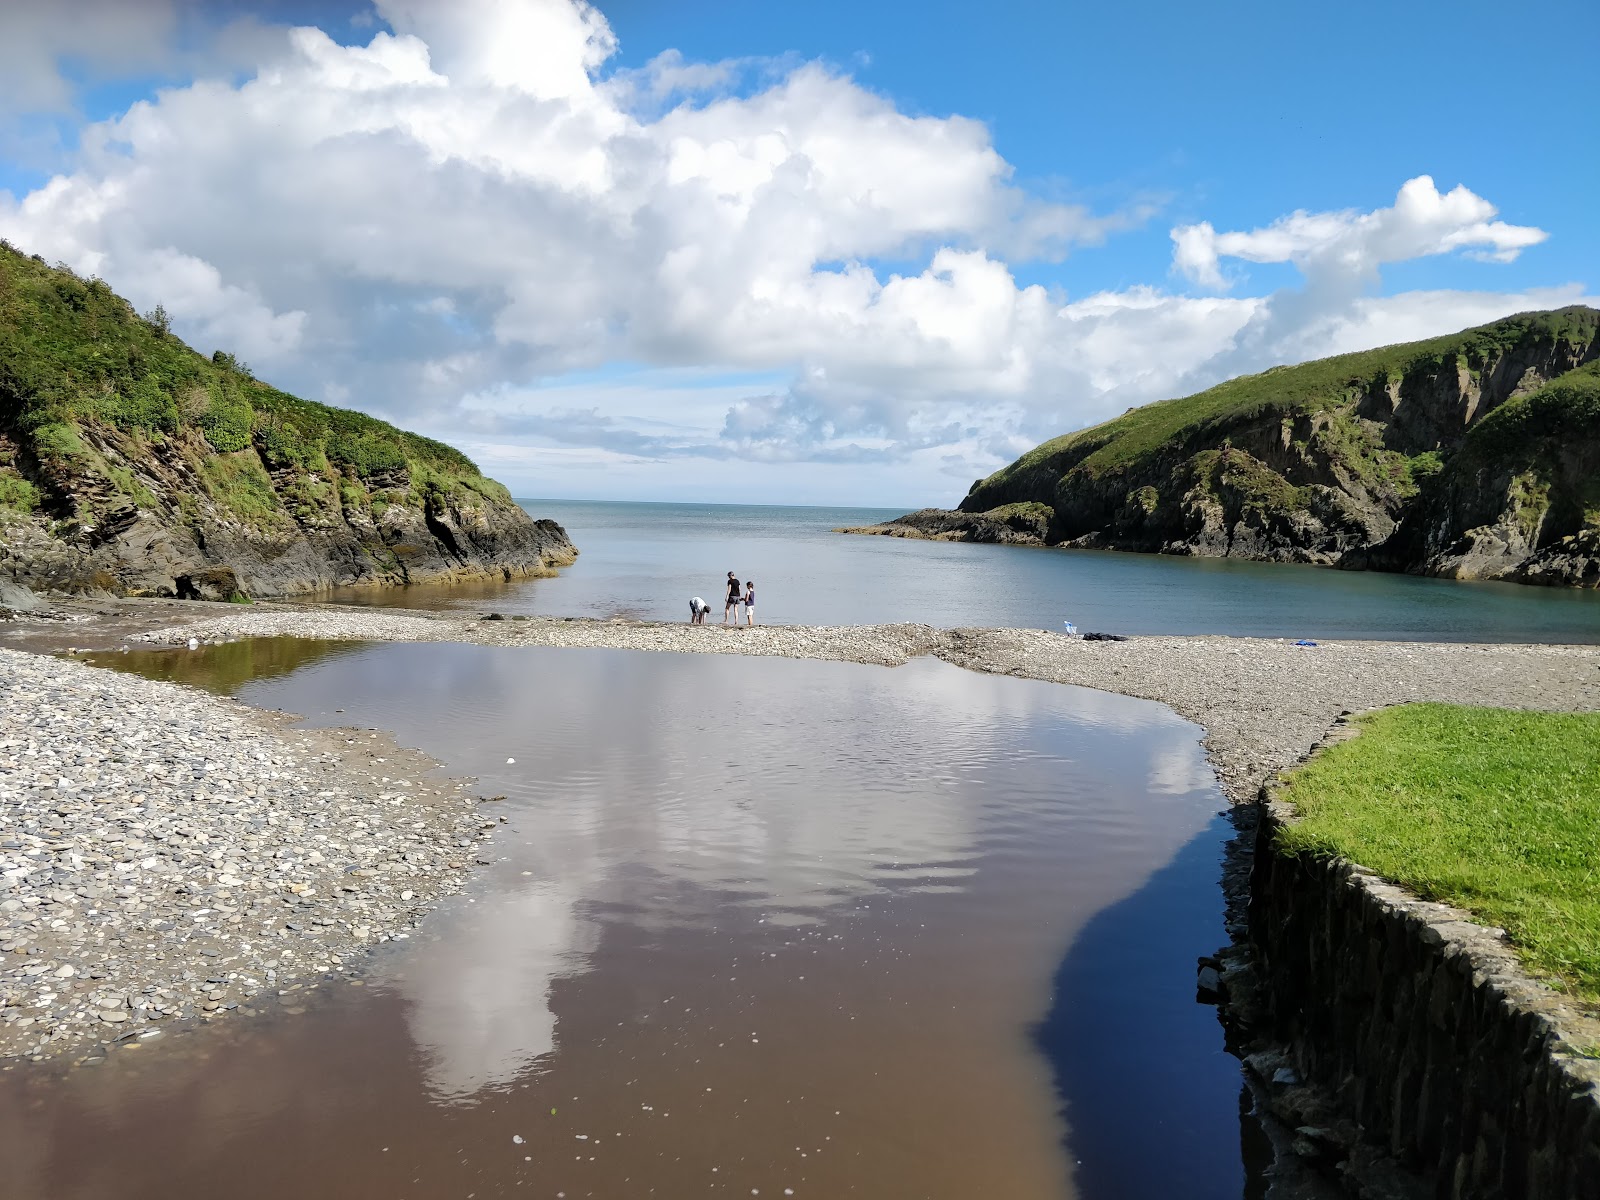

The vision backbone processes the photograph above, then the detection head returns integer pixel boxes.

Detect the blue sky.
[1,0,1592,506]
[601,0,1591,295]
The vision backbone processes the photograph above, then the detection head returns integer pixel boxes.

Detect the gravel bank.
[137,609,945,664]
[0,647,494,1064]
[136,608,1600,803]
[937,628,1600,802]
[9,601,1597,1065]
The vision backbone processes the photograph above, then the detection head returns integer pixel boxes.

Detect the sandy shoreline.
[4,595,1599,1065]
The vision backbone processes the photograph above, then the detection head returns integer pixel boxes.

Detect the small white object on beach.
[506,757,515,764]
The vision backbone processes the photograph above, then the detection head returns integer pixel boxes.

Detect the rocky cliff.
[0,243,574,600]
[852,308,1600,586]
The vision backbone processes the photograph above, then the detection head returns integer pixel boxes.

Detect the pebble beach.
[0,643,495,1064]
[4,596,1600,1065]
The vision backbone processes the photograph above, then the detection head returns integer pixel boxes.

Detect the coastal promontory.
[847,308,1600,587]
[0,244,573,600]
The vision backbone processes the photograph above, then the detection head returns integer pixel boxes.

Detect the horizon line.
[511,497,917,511]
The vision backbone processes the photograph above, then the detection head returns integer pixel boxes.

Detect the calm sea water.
[327,498,1600,643]
[5,641,1262,1199]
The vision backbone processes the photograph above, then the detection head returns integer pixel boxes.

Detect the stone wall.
[1242,794,1600,1199]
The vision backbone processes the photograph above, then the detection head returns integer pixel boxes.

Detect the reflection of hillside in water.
[95,637,364,697]
[249,645,1218,1103]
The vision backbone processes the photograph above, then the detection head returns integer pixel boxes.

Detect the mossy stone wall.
[1246,803,1600,1199]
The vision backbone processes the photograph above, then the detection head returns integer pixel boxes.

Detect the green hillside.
[0,241,573,599]
[856,307,1600,587]
[1450,357,1600,480]
[0,240,507,526]
[972,307,1599,503]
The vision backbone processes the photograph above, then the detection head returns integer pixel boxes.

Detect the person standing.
[743,580,756,625]
[723,571,742,624]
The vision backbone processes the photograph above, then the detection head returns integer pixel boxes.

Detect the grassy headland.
[0,240,570,597]
[860,307,1600,586]
[1277,704,1600,1001]
[0,241,504,525]
[983,308,1599,487]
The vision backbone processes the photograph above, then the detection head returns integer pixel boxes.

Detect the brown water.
[0,643,1260,1199]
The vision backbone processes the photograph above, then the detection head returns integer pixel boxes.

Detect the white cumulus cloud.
[0,0,1586,504]
[0,1,181,115]
[1171,175,1547,291]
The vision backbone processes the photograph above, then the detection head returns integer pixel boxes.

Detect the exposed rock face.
[849,308,1600,587]
[838,505,1049,546]
[0,423,574,599]
[0,578,38,611]
[1389,365,1600,586]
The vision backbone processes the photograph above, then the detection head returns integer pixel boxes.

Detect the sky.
[0,0,1594,507]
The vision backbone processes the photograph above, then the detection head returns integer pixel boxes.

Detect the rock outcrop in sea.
[846,307,1600,587]
[0,242,574,599]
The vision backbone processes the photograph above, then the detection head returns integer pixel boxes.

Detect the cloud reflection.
[401,884,593,1101]
[281,647,1210,1101]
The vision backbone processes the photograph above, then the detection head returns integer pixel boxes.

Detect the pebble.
[0,647,492,1062]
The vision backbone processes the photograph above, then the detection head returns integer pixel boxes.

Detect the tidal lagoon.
[1,642,1256,1199]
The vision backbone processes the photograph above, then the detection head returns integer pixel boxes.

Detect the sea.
[327,498,1600,643]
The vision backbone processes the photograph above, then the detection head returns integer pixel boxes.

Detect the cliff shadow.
[1035,811,1270,1200]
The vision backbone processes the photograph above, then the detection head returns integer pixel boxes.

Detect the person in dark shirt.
[743,580,756,625]
[723,571,742,624]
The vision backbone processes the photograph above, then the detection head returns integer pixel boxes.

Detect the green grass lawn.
[1276,703,1600,1003]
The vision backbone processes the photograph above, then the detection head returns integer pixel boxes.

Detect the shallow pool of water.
[0,643,1262,1198]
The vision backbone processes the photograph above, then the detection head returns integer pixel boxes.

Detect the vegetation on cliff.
[867,308,1600,586]
[0,241,572,597]
[1399,359,1600,583]
[986,309,1598,487]
[1277,704,1600,1002]
[0,242,500,522]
